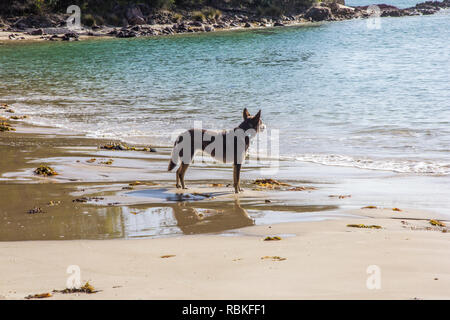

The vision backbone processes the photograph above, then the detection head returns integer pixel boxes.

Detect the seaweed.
[10,115,28,120]
[86,158,96,163]
[264,236,282,241]
[429,219,446,227]
[0,120,16,132]
[361,206,378,209]
[53,281,99,294]
[261,256,286,261]
[27,207,44,214]
[211,183,224,187]
[72,196,104,203]
[34,165,58,176]
[47,201,61,206]
[100,142,129,150]
[100,142,156,152]
[25,292,52,299]
[392,208,402,212]
[253,178,290,189]
[5,109,14,113]
[347,224,382,229]
[129,181,157,186]
[100,159,114,165]
[288,186,317,191]
[329,194,351,199]
[161,255,176,258]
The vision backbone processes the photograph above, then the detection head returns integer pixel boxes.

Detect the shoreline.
[1,1,449,43]
[1,110,450,300]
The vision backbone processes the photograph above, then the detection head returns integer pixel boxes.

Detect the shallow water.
[1,7,449,175]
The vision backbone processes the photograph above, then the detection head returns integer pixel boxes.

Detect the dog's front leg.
[233,163,243,194]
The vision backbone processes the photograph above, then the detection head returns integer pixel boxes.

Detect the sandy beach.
[0,119,449,300]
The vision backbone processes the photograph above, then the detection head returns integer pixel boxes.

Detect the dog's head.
[240,108,265,133]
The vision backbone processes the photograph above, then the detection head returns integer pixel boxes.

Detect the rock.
[204,25,215,32]
[29,28,43,35]
[329,3,356,17]
[244,22,252,28]
[116,30,137,38]
[126,6,145,25]
[305,6,333,21]
[274,21,285,27]
[420,8,438,14]
[13,15,54,29]
[190,21,203,27]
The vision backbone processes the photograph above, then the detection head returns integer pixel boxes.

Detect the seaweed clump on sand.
[34,165,58,176]
[429,219,446,227]
[25,292,52,299]
[288,186,317,191]
[0,121,15,132]
[28,207,44,214]
[53,281,99,294]
[10,115,28,120]
[347,224,382,229]
[261,256,286,261]
[100,159,114,165]
[253,179,290,189]
[264,236,282,241]
[100,142,156,152]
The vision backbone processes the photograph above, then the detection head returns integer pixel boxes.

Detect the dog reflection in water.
[171,200,253,235]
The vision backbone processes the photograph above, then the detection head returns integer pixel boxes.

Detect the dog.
[168,108,265,193]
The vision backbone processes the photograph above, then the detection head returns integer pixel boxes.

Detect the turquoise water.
[1,10,449,174]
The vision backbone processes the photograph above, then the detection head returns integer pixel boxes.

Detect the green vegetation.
[0,0,316,18]
[192,10,205,21]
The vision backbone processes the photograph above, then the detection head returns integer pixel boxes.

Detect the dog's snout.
[260,123,266,132]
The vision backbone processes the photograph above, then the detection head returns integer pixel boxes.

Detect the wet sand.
[0,120,449,299]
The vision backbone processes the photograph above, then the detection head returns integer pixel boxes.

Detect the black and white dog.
[168,108,265,193]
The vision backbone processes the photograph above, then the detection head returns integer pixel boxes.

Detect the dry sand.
[1,211,449,300]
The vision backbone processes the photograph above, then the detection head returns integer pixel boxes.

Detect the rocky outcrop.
[13,15,54,29]
[125,6,146,25]
[304,6,333,22]
[2,0,449,41]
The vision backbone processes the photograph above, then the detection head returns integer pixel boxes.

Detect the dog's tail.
[168,138,180,171]
[168,160,177,171]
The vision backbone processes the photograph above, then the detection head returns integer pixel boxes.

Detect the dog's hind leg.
[233,164,243,194]
[176,166,182,188]
[179,163,190,189]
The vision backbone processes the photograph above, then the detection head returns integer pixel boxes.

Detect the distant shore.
[1,1,449,42]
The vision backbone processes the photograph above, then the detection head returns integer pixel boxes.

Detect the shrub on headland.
[0,0,316,21]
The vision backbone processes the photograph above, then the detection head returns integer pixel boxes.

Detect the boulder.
[29,28,44,35]
[116,30,137,38]
[305,6,333,21]
[126,6,145,25]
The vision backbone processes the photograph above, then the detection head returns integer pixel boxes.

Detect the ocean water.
[1,7,449,175]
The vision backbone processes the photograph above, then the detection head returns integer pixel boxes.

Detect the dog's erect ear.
[253,110,261,122]
[243,108,251,120]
